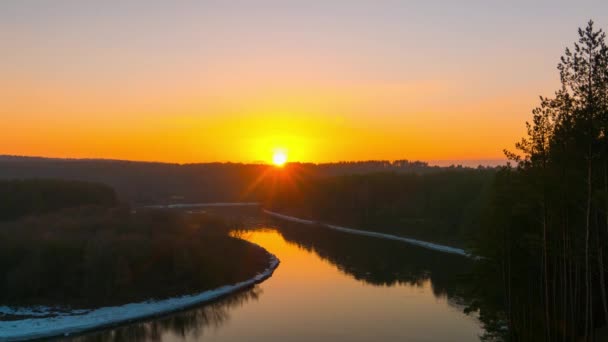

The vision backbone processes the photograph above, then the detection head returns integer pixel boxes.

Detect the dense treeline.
[0,180,270,308]
[0,207,270,307]
[0,156,490,204]
[263,169,495,246]
[0,179,117,221]
[473,21,608,341]
[0,159,268,204]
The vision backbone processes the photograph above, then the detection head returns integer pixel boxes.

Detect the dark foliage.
[0,207,270,308]
[473,21,608,341]
[0,179,117,221]
[263,169,495,246]
[0,156,490,205]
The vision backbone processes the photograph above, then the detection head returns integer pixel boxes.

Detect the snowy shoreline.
[263,209,470,257]
[142,204,469,257]
[0,254,279,341]
[144,202,260,209]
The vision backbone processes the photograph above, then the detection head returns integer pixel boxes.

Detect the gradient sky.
[2,1,608,164]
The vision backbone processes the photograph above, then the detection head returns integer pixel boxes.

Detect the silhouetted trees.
[0,179,117,221]
[263,169,495,246]
[475,21,608,341]
[0,181,271,308]
[0,157,484,205]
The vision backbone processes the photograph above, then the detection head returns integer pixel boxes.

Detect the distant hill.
[0,155,494,205]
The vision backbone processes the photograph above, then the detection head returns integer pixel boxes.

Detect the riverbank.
[0,182,280,341]
[0,252,279,341]
[144,202,260,209]
[263,209,469,257]
[136,204,469,257]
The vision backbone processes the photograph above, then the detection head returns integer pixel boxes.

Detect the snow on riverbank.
[145,202,260,209]
[263,210,470,257]
[0,255,279,341]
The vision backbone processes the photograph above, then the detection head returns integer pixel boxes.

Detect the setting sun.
[272,150,288,167]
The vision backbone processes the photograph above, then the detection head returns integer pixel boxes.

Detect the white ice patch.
[0,306,89,318]
[0,256,279,341]
[263,210,470,257]
[144,202,260,209]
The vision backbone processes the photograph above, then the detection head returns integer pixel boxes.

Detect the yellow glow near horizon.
[272,149,288,167]
[3,2,570,164]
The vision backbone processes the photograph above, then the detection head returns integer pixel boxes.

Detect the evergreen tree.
[481,20,608,341]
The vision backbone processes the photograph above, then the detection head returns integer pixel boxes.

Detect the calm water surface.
[66,219,483,341]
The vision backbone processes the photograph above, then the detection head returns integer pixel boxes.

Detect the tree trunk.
[585,157,592,341]
[543,205,551,341]
[602,162,608,325]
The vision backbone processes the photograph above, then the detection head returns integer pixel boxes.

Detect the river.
[63,215,483,342]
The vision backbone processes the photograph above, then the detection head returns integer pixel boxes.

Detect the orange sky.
[2,2,606,164]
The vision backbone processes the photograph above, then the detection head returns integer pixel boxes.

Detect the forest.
[470,21,608,341]
[0,179,118,221]
[0,180,270,308]
[0,156,481,205]
[261,168,495,246]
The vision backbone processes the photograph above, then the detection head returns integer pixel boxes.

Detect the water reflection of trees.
[262,219,474,300]
[63,286,262,342]
[255,219,501,339]
[66,214,489,342]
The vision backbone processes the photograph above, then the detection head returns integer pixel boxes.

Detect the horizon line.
[0,153,508,167]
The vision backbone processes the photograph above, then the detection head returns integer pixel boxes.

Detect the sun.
[272,150,288,167]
